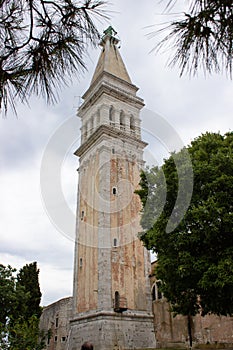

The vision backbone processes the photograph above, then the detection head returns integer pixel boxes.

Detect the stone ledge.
[70,310,154,323]
[75,124,147,157]
[194,344,233,349]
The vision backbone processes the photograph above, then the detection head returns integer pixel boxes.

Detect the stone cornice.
[74,125,148,158]
[83,71,138,99]
[78,74,144,115]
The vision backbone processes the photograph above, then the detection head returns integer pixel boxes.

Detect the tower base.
[68,310,156,350]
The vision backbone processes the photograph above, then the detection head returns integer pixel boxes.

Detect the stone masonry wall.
[150,262,233,348]
[40,297,73,350]
[152,299,233,348]
[69,312,156,350]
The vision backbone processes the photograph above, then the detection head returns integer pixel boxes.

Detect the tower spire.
[90,26,132,85]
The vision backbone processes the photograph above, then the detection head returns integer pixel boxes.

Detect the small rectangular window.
[112,187,117,195]
[61,337,66,342]
[112,148,115,154]
[54,336,58,342]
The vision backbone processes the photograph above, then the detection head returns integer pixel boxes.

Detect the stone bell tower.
[68,27,156,350]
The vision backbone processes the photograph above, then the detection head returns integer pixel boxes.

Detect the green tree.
[8,315,46,350]
[0,264,28,349]
[153,0,233,77]
[0,262,44,349]
[16,262,42,320]
[136,132,233,346]
[0,0,108,114]
[0,264,16,326]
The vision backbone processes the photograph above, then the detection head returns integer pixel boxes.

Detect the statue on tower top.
[103,26,117,37]
[100,25,119,46]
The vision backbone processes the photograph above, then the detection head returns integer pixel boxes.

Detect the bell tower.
[69,27,156,350]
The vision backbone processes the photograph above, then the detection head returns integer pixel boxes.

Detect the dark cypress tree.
[16,262,42,319]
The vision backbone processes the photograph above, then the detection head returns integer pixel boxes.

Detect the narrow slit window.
[113,238,117,247]
[79,258,83,268]
[81,210,84,220]
[112,187,117,195]
[120,112,124,126]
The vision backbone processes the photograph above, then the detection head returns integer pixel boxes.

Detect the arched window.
[115,291,120,309]
[109,106,115,126]
[114,291,127,312]
[151,282,163,301]
[120,111,125,130]
[157,281,162,299]
[152,284,156,301]
[130,115,135,132]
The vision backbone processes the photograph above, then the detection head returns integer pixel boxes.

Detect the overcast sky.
[0,0,232,306]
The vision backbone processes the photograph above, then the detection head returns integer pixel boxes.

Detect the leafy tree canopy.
[137,132,233,317]
[0,0,108,114]
[0,264,17,325]
[7,315,46,350]
[0,262,44,350]
[152,0,233,77]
